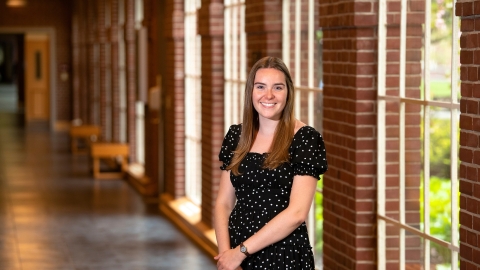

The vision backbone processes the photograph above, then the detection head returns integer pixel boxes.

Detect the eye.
[255,84,264,90]
[275,85,284,91]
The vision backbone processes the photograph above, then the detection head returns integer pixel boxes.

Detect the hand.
[214,246,245,270]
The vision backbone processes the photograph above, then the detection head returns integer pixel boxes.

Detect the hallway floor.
[0,109,216,269]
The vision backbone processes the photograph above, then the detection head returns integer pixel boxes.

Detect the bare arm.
[215,174,318,269]
[214,170,237,254]
[241,174,317,253]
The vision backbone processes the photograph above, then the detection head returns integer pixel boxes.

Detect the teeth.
[261,103,275,107]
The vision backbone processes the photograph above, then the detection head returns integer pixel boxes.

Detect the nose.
[265,88,274,99]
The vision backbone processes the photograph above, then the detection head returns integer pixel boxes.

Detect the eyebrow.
[253,82,286,86]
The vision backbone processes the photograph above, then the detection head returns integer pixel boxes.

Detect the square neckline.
[247,125,309,155]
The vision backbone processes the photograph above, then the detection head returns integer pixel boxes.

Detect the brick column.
[78,0,89,124]
[72,0,81,121]
[245,0,283,68]
[320,20,378,270]
[110,0,121,142]
[456,1,480,269]
[125,0,137,162]
[144,0,159,89]
[142,0,160,194]
[198,0,224,227]
[163,0,185,198]
[319,4,378,268]
[98,0,108,140]
[320,1,425,269]
[87,0,99,125]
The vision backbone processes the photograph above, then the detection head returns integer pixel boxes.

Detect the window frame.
[376,0,460,268]
[184,0,202,206]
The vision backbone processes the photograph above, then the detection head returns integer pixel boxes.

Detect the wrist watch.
[239,242,251,257]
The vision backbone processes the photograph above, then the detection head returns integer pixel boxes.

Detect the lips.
[261,102,276,107]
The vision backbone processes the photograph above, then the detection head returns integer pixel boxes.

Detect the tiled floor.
[0,86,216,269]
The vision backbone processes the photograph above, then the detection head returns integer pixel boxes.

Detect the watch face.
[240,246,246,253]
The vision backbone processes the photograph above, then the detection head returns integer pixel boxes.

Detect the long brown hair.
[227,56,296,175]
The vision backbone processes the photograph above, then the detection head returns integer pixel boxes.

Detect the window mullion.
[294,0,300,119]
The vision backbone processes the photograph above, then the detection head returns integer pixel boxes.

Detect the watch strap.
[240,242,251,257]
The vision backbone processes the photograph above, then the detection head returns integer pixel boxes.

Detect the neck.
[258,117,280,136]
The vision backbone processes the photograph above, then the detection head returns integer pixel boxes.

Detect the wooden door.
[25,34,49,121]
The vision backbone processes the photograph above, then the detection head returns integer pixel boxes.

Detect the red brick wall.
[87,0,98,125]
[72,1,81,121]
[320,0,425,268]
[142,0,160,194]
[163,0,185,198]
[111,0,121,142]
[198,0,224,227]
[320,2,378,268]
[125,0,138,162]
[321,27,378,270]
[144,0,159,89]
[385,2,424,269]
[456,2,480,269]
[98,0,108,140]
[245,0,283,67]
[0,0,73,122]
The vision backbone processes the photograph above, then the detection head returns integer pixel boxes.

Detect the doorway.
[24,33,50,121]
[0,34,24,113]
[0,28,56,128]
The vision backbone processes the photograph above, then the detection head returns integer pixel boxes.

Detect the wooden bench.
[90,143,129,179]
[69,125,101,154]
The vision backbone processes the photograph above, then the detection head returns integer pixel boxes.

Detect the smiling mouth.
[261,102,276,107]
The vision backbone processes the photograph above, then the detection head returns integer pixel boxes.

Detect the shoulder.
[225,124,242,138]
[291,124,324,150]
[293,120,306,135]
[222,123,242,145]
[229,123,242,133]
[293,119,320,138]
[293,126,321,141]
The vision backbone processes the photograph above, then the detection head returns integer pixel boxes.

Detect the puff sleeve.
[291,126,328,180]
[218,124,241,170]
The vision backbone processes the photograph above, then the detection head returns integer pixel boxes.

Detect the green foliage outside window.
[314,113,458,263]
[314,178,323,256]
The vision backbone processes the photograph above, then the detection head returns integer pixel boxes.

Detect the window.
[185,0,202,205]
[224,0,246,132]
[377,0,460,268]
[282,0,324,267]
[135,0,146,165]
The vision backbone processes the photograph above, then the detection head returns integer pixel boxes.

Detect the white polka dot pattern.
[218,124,328,269]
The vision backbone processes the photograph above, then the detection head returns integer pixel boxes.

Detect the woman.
[214,56,328,270]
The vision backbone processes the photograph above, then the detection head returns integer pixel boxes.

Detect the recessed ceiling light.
[6,0,27,7]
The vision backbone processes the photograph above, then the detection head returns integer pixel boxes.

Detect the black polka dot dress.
[219,124,328,270]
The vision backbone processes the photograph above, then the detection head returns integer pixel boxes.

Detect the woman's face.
[252,68,288,122]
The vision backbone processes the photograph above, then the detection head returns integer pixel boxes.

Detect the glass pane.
[384,227,426,269]
[429,240,458,269]
[429,0,454,101]
[316,29,323,89]
[428,107,451,240]
[405,28,423,100]
[404,103,422,230]
[385,224,401,270]
[35,51,42,80]
[405,231,424,269]
[313,92,323,132]
[385,100,400,222]
[314,179,323,269]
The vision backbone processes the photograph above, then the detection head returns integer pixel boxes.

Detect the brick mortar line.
[323,212,376,229]
[325,181,378,188]
[458,14,480,19]
[460,227,480,237]
[460,192,480,200]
